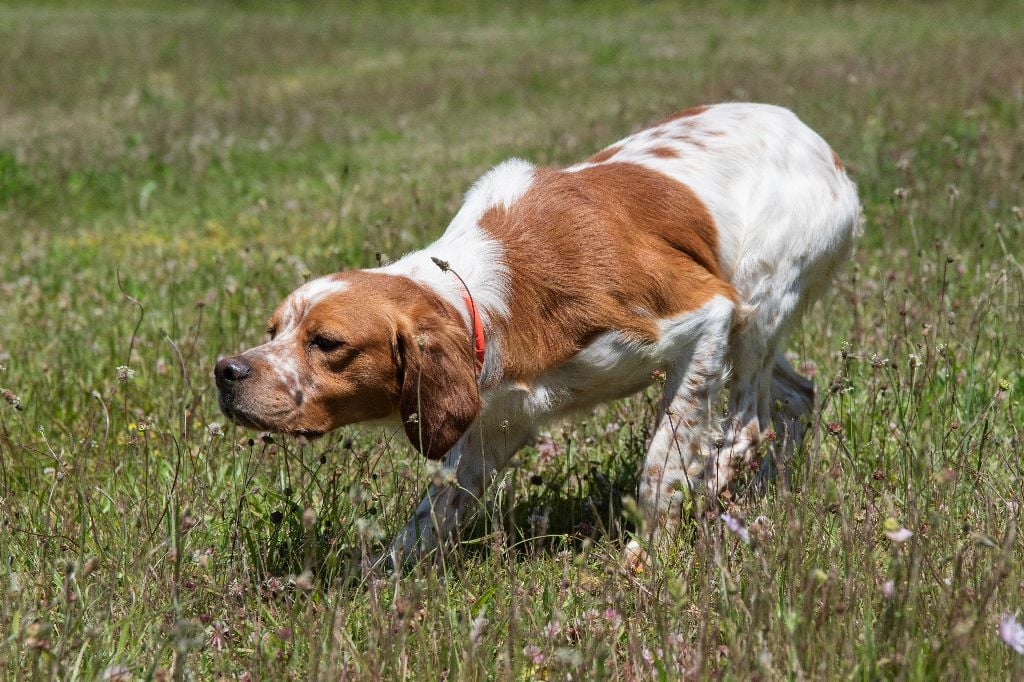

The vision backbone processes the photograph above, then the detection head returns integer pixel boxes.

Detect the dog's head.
[214,272,479,459]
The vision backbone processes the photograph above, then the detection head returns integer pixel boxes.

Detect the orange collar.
[458,284,486,375]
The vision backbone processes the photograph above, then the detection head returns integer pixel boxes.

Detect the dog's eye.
[267,326,277,341]
[311,334,344,352]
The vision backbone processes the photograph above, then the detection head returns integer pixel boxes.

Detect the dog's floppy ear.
[396,308,480,460]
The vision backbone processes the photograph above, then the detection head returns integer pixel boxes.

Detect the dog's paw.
[623,539,650,575]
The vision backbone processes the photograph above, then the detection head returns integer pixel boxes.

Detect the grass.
[0,0,1022,678]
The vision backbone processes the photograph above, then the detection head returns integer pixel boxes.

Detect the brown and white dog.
[215,103,859,567]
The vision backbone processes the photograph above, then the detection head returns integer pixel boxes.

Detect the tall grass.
[0,1,1021,678]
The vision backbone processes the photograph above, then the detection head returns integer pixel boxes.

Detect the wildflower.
[870,353,889,368]
[908,353,923,369]
[208,621,230,651]
[883,517,913,543]
[881,580,895,598]
[826,422,843,437]
[523,644,545,665]
[893,187,909,200]
[749,515,772,540]
[536,434,562,464]
[651,369,667,383]
[603,607,622,630]
[1,388,21,410]
[294,570,314,592]
[207,422,223,437]
[469,616,488,645]
[116,366,135,382]
[227,579,245,598]
[997,378,1010,401]
[24,621,51,650]
[721,513,751,544]
[543,620,562,639]
[259,576,285,599]
[999,613,1024,654]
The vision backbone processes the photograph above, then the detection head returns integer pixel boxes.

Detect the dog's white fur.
[219,103,859,567]
[378,103,859,564]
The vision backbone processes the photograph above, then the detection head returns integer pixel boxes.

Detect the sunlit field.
[1,1,1022,678]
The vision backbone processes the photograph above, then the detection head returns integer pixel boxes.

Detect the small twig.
[431,257,482,372]
[116,270,145,371]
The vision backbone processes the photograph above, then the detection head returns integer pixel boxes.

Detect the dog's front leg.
[386,418,531,570]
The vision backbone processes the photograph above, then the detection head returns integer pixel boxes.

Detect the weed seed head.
[1,388,21,410]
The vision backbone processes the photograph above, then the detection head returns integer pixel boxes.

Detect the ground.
[0,1,1022,679]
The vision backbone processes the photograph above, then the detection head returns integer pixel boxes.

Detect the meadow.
[1,1,1022,678]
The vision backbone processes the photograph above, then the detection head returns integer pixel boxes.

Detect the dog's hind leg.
[754,353,816,488]
[625,296,734,565]
[710,274,806,494]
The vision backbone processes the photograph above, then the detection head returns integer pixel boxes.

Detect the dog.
[215,103,860,568]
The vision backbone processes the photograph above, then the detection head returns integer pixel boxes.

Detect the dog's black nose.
[215,357,252,384]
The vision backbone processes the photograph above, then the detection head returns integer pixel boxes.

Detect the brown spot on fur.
[831,148,843,171]
[671,132,708,149]
[479,162,736,383]
[246,271,479,459]
[649,145,679,159]
[650,105,709,128]
[587,144,622,163]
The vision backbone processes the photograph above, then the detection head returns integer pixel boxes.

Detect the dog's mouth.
[218,396,280,432]
[219,396,327,440]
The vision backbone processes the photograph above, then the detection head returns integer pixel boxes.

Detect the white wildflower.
[1000,613,1024,654]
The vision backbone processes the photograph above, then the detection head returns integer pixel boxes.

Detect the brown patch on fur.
[831,148,844,171]
[648,145,679,158]
[650,105,709,128]
[672,132,708,149]
[479,162,736,383]
[227,272,479,459]
[587,144,622,163]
